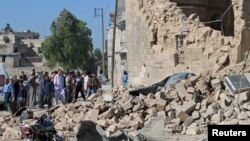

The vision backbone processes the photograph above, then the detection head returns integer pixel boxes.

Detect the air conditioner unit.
[224,73,250,95]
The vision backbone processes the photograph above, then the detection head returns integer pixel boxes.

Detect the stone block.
[133,103,141,112]
[200,105,207,113]
[189,76,198,85]
[206,103,221,116]
[242,103,250,111]
[218,54,229,65]
[87,93,97,101]
[157,111,166,117]
[157,99,167,111]
[98,109,114,119]
[175,82,187,99]
[182,101,196,114]
[148,107,157,118]
[238,112,248,120]
[102,93,113,102]
[22,119,36,125]
[187,87,195,94]
[211,79,221,89]
[224,109,233,118]
[147,93,155,99]
[207,95,215,105]
[166,100,181,112]
[122,99,133,111]
[90,109,99,121]
[234,91,250,105]
[183,80,193,88]
[109,116,119,125]
[211,114,224,124]
[196,79,208,93]
[192,111,200,120]
[195,103,201,110]
[201,99,208,106]
[96,120,109,128]
[177,111,189,122]
[213,64,225,73]
[183,117,194,127]
[144,98,157,108]
[107,125,118,133]
[155,91,165,99]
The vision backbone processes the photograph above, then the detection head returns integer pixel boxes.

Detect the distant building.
[0,24,44,70]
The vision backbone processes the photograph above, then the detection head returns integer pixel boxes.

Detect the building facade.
[126,0,250,86]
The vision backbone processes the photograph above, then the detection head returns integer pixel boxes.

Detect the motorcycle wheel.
[52,134,64,141]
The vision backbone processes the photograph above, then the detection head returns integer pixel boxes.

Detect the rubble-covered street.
[1,69,250,141]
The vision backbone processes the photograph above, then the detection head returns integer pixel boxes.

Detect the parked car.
[0,63,9,105]
[129,72,195,96]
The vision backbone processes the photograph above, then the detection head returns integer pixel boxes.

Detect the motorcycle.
[20,111,63,141]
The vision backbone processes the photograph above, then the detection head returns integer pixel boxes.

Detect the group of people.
[2,69,101,110]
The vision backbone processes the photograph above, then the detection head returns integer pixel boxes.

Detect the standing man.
[12,75,19,102]
[17,80,28,108]
[74,71,85,102]
[28,73,37,108]
[3,78,13,107]
[87,74,99,97]
[65,72,73,103]
[84,71,90,97]
[42,75,54,109]
[39,74,46,108]
[54,69,65,104]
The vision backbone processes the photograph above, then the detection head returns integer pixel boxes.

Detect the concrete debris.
[182,101,196,114]
[139,116,166,141]
[102,93,114,102]
[2,127,22,140]
[2,73,250,140]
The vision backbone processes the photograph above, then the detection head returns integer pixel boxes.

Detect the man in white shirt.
[83,71,90,97]
[53,69,65,104]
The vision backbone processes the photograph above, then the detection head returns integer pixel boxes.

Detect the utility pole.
[94,8,105,75]
[111,0,119,88]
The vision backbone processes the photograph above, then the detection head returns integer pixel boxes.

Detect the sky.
[0,0,115,49]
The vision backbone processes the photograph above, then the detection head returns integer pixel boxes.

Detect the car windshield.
[165,73,191,86]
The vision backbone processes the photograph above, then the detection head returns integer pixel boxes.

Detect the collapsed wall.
[126,0,250,86]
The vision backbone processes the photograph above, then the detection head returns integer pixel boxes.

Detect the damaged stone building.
[0,24,46,74]
[126,0,250,85]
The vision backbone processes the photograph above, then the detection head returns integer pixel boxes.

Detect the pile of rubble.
[1,70,250,140]
[50,70,250,139]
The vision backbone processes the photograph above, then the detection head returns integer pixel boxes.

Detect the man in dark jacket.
[74,71,85,102]
[17,80,28,108]
[12,75,19,102]
[39,74,54,109]
[28,73,37,107]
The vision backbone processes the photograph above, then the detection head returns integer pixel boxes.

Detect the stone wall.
[5,66,54,77]
[126,0,249,86]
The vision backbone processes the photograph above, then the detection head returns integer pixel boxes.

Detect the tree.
[93,48,102,61]
[42,9,93,70]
